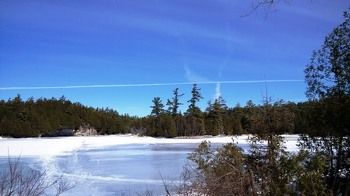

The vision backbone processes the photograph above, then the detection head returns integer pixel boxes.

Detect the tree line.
[0,96,134,137]
[0,88,347,138]
[137,84,314,137]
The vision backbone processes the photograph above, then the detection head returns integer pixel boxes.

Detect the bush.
[178,135,332,196]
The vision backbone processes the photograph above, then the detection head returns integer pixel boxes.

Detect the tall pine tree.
[186,84,204,135]
[166,88,184,116]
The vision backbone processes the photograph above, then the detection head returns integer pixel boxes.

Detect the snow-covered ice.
[0,134,300,195]
[0,134,299,158]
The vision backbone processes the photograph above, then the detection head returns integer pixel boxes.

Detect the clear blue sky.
[0,0,349,116]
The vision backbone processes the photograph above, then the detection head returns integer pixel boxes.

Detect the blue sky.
[0,0,349,116]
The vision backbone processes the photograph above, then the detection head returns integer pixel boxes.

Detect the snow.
[0,134,300,195]
[0,134,299,159]
[281,134,300,152]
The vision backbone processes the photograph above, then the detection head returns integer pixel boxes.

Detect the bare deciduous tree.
[0,157,73,196]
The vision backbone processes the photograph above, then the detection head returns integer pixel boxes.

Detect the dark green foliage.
[0,93,319,138]
[166,88,184,116]
[0,90,341,139]
[183,141,256,196]
[150,97,164,117]
[249,99,295,135]
[187,84,203,116]
[305,10,350,100]
[180,137,331,196]
[184,84,205,136]
[148,97,177,137]
[159,114,177,138]
[0,95,132,137]
[303,9,350,196]
[205,97,227,135]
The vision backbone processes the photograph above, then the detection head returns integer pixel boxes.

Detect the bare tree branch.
[0,156,73,196]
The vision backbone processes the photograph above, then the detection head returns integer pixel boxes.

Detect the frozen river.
[0,135,298,195]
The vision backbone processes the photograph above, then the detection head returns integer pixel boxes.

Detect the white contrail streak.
[0,80,303,90]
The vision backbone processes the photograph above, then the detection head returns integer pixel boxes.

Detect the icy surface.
[0,134,298,158]
[0,134,299,195]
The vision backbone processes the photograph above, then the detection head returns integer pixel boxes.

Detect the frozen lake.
[0,144,204,195]
[0,135,298,195]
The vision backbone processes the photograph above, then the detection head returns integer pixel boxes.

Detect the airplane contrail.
[0,79,304,90]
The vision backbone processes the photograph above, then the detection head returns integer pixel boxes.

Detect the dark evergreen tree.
[303,10,350,195]
[149,97,166,136]
[166,88,184,116]
[150,97,164,117]
[187,84,202,115]
[185,84,205,135]
[205,96,227,135]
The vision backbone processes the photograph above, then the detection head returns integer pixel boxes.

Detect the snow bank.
[0,134,299,158]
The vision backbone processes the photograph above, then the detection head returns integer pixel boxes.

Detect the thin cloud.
[0,79,303,90]
[184,65,209,83]
[117,12,251,46]
[215,82,221,100]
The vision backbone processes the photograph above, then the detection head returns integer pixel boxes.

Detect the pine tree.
[186,84,204,135]
[206,96,227,135]
[187,84,202,115]
[166,88,184,116]
[150,97,164,117]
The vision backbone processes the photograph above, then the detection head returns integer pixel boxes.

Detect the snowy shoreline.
[0,134,299,158]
